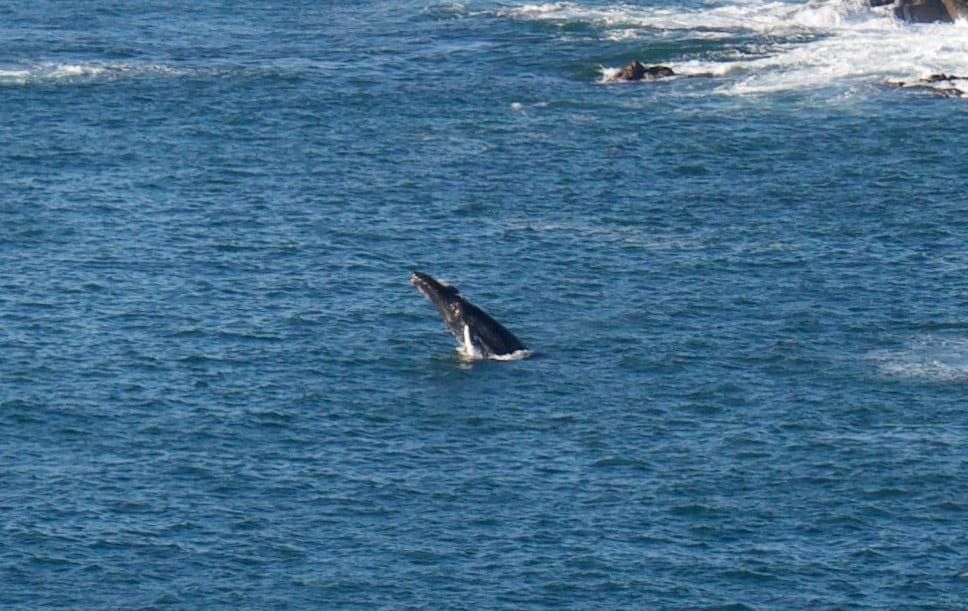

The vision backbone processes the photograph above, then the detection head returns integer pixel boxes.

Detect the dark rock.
[924,73,962,82]
[610,60,675,82]
[896,0,953,22]
[887,74,966,97]
[644,65,676,79]
[941,0,968,19]
[872,0,968,22]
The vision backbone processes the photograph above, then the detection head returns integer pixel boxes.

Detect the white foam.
[500,0,876,35]
[48,64,107,79]
[715,19,968,95]
[455,344,484,361]
[0,69,31,84]
[0,62,182,86]
[869,336,968,383]
[490,349,534,361]
[455,345,533,362]
[501,1,968,97]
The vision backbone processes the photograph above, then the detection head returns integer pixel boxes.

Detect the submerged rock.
[888,73,967,98]
[923,73,966,83]
[609,60,675,83]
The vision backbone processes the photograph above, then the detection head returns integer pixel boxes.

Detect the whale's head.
[411,271,466,336]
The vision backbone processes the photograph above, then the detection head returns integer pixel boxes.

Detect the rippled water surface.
[2,0,966,607]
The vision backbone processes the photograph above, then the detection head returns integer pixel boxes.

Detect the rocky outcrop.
[872,0,968,22]
[609,61,675,83]
[888,73,967,97]
[942,0,968,18]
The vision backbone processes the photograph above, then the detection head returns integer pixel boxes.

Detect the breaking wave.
[501,0,886,33]
[456,346,533,362]
[0,62,181,86]
[490,349,534,361]
[499,0,968,96]
[869,337,968,383]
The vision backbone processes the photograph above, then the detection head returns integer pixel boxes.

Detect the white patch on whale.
[460,324,484,360]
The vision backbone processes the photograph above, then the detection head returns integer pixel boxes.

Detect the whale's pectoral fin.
[462,324,484,359]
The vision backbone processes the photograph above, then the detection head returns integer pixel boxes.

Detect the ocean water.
[2,0,966,607]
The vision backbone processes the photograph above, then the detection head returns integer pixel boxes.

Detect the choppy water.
[2,0,966,607]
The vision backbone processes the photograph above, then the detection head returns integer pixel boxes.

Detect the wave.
[456,346,533,362]
[499,0,968,96]
[868,336,968,383]
[489,349,534,361]
[0,62,181,86]
[500,0,885,34]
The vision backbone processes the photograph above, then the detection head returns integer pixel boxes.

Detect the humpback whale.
[411,271,529,359]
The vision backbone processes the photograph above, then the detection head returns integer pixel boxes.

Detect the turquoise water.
[2,1,966,607]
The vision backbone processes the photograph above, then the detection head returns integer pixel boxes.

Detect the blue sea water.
[2,0,967,607]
